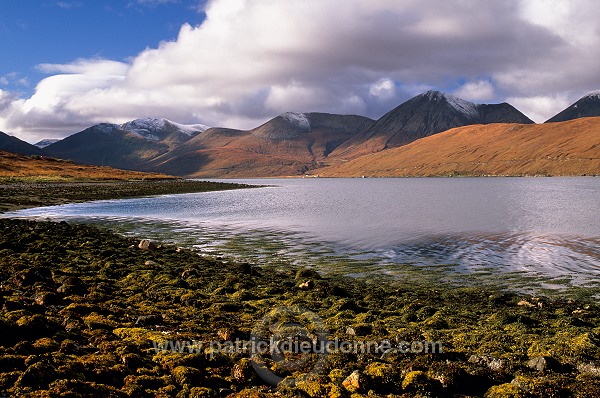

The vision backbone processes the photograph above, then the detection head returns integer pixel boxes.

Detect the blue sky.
[1,0,600,142]
[0,1,205,94]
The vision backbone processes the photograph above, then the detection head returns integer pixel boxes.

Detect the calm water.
[7,178,600,294]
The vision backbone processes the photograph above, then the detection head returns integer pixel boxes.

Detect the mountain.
[330,91,534,159]
[44,118,207,170]
[0,131,45,156]
[315,117,600,177]
[146,112,375,177]
[545,90,600,123]
[34,139,60,149]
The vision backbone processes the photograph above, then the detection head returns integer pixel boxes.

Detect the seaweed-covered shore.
[1,217,599,397]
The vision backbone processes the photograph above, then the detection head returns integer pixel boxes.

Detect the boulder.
[527,356,561,372]
[139,239,158,250]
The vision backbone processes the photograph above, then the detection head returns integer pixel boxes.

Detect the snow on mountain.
[423,91,480,119]
[120,118,208,140]
[444,94,480,119]
[168,120,210,135]
[281,112,311,130]
[583,90,600,99]
[34,139,60,148]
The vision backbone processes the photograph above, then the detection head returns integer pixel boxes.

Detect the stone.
[298,279,314,290]
[295,268,322,280]
[138,239,158,250]
[231,358,254,383]
[56,276,87,295]
[34,291,61,306]
[181,268,200,278]
[16,361,57,390]
[468,354,505,372]
[135,314,163,326]
[121,353,145,369]
[342,370,362,391]
[14,267,52,286]
[527,356,560,372]
[517,300,536,308]
[578,361,600,376]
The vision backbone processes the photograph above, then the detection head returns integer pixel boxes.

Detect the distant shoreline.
[0,179,255,213]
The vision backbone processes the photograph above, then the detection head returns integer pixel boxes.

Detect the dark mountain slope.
[546,91,600,123]
[331,91,534,158]
[0,131,45,156]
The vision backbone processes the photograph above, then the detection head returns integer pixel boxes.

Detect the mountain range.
[44,118,207,170]
[316,117,600,177]
[330,90,534,159]
[2,90,600,177]
[143,112,375,177]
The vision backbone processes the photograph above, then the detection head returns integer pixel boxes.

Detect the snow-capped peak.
[583,90,600,99]
[168,120,210,135]
[281,112,311,130]
[120,118,208,140]
[445,94,480,119]
[34,138,60,148]
[421,91,479,119]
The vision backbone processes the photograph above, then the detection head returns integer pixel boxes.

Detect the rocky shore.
[1,217,599,397]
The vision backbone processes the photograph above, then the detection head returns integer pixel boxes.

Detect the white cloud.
[453,80,495,102]
[369,79,396,101]
[2,0,600,142]
[56,2,82,10]
[506,95,571,123]
[0,72,29,88]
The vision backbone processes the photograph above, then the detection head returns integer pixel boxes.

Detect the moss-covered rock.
[172,365,204,387]
[363,362,400,393]
[401,370,442,395]
[484,383,525,398]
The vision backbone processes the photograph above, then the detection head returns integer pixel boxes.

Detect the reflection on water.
[4,177,600,295]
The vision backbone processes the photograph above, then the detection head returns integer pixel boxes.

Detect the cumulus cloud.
[506,95,571,123]
[370,79,397,101]
[2,0,600,142]
[453,80,495,102]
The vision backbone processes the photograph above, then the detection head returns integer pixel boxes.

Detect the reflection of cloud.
[2,0,600,141]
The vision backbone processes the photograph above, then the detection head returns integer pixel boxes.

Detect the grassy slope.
[315,117,600,177]
[0,151,176,182]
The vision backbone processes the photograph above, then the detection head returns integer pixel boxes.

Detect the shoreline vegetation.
[1,181,599,396]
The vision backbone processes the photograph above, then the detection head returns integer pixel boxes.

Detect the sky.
[1,0,600,143]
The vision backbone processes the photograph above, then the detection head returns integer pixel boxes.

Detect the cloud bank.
[2,0,600,142]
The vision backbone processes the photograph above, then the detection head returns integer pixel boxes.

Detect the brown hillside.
[148,113,374,177]
[314,117,600,177]
[0,151,177,181]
